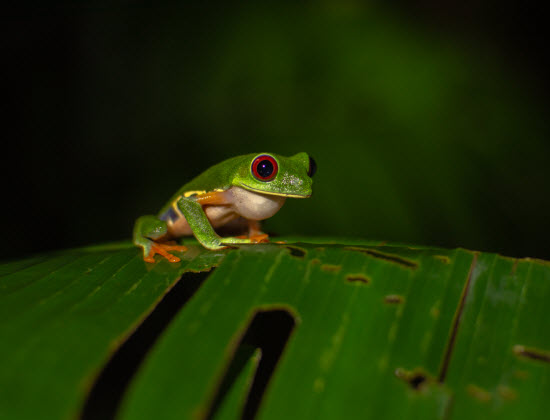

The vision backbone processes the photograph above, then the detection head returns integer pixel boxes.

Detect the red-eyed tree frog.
[133,152,316,263]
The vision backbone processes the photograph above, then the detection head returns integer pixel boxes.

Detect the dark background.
[3,1,549,260]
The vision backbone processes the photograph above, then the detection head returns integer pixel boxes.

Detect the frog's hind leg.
[133,215,187,263]
[249,220,269,243]
[238,220,269,243]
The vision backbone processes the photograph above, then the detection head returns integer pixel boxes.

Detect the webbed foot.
[144,241,188,263]
[235,233,269,243]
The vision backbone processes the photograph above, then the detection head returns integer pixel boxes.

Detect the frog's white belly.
[165,186,286,237]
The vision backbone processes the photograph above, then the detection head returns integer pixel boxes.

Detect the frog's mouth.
[239,184,311,198]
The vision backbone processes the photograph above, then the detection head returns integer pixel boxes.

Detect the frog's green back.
[157,154,254,216]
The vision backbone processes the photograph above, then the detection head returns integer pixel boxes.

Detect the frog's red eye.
[251,155,278,181]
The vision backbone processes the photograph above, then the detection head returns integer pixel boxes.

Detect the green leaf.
[1,239,549,420]
[0,244,224,420]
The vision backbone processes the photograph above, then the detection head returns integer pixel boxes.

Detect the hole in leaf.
[285,246,306,258]
[321,264,341,272]
[438,253,478,382]
[81,271,209,420]
[433,255,451,264]
[513,344,550,363]
[409,374,427,389]
[384,294,404,304]
[394,368,429,390]
[206,309,297,420]
[466,384,492,402]
[345,274,370,284]
[344,247,418,269]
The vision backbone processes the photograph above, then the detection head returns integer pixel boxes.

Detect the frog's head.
[233,152,315,198]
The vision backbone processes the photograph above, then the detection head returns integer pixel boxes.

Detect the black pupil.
[308,156,317,177]
[257,159,274,178]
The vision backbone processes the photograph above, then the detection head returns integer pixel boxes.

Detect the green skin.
[133,152,314,259]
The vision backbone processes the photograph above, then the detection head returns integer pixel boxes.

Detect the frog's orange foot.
[234,233,269,243]
[249,233,269,243]
[144,241,188,263]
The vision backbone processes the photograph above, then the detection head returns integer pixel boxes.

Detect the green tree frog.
[133,152,316,263]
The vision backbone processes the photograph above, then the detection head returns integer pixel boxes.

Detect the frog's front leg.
[133,215,187,263]
[176,196,254,250]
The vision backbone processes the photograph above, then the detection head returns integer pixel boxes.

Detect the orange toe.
[144,255,156,263]
[160,241,189,252]
[232,234,269,243]
[249,233,269,243]
[144,241,188,263]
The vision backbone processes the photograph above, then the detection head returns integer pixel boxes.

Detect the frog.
[133,152,316,263]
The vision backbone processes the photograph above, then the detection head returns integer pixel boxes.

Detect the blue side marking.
[159,206,180,223]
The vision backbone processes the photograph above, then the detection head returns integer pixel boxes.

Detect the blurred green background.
[3,2,550,259]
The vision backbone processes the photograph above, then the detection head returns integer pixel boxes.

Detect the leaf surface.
[0,240,548,420]
[116,242,550,420]
[0,244,224,420]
